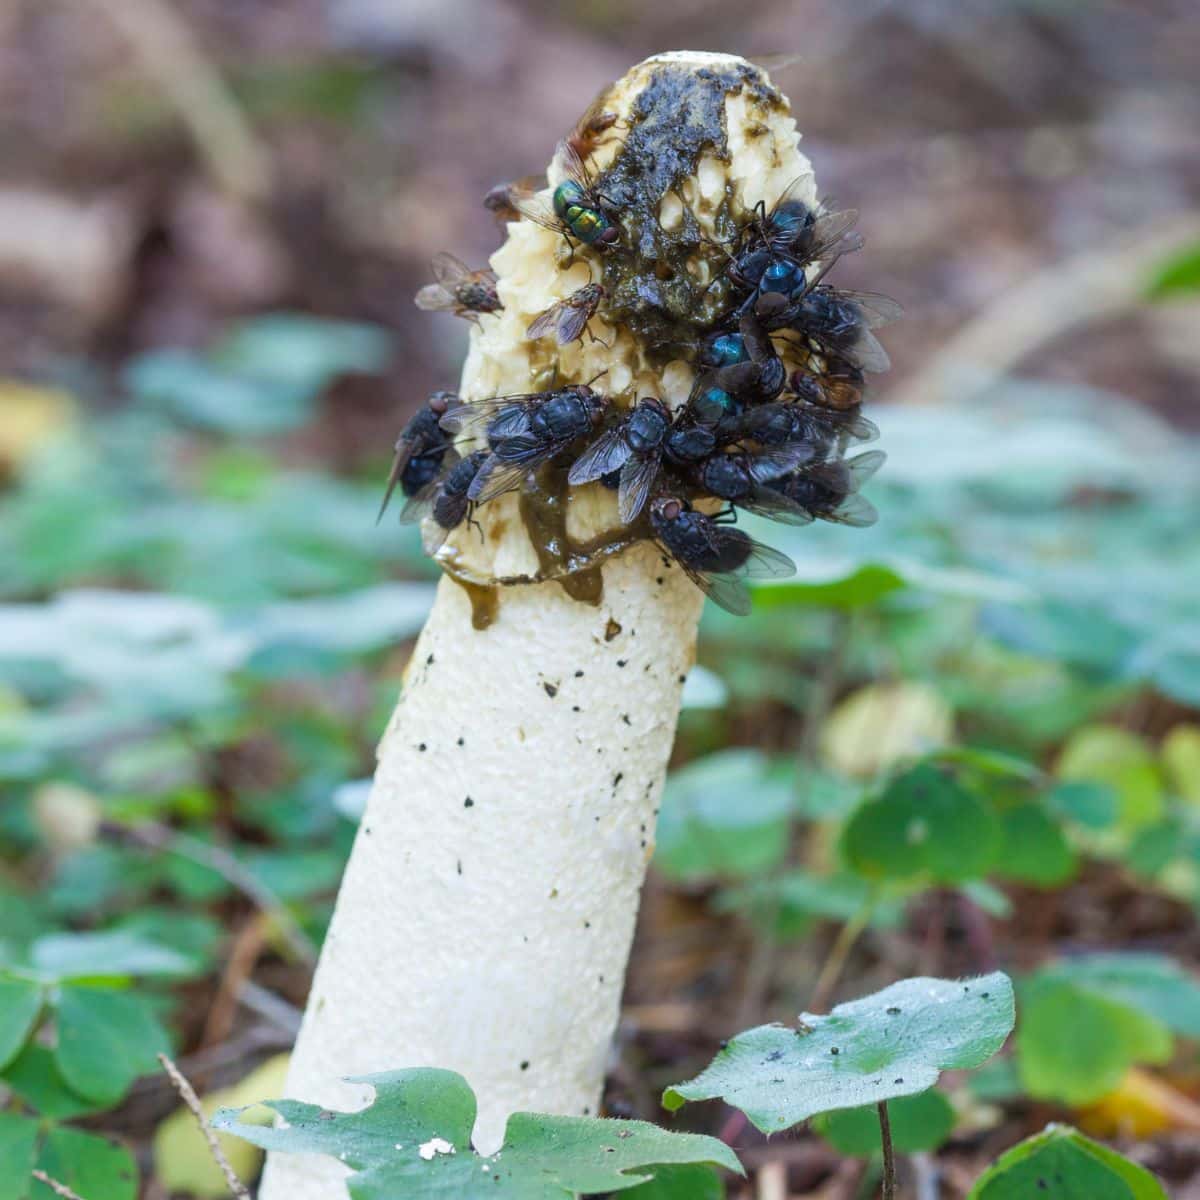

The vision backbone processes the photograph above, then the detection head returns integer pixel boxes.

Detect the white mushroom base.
[259,554,702,1196]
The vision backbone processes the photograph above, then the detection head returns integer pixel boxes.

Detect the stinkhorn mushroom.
[261,50,889,1198]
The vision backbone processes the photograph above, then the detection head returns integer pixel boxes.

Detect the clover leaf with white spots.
[212,1069,742,1199]
[663,973,1014,1133]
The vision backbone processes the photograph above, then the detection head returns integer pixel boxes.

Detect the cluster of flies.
[386,104,896,615]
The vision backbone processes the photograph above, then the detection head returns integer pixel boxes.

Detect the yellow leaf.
[153,1053,290,1197]
[1078,1067,1200,1139]
[33,782,101,853]
[0,684,28,718]
[1056,725,1164,830]
[821,682,953,779]
[1163,725,1200,806]
[0,380,74,472]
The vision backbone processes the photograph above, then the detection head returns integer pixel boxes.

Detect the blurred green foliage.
[1146,241,1200,300]
[1,315,1198,1194]
[969,1124,1168,1198]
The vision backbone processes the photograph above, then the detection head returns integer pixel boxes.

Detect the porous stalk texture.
[261,51,813,1197]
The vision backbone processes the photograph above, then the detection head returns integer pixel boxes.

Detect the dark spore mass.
[596,61,785,350]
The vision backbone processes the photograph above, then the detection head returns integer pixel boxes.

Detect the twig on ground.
[202,914,270,1049]
[91,0,271,204]
[755,1160,787,1200]
[31,1172,87,1200]
[238,980,304,1035]
[158,1053,252,1200]
[890,213,1200,409]
[103,820,318,966]
[809,891,878,1014]
[912,1151,941,1200]
[718,1108,748,1147]
[957,889,999,972]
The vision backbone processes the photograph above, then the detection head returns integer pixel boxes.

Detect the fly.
[649,498,794,616]
[377,390,457,523]
[414,253,502,323]
[441,384,608,503]
[568,397,671,523]
[527,283,607,346]
[400,448,491,551]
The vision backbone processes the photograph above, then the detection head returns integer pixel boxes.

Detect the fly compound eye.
[599,226,620,245]
[755,291,788,318]
[429,392,451,415]
[661,499,683,521]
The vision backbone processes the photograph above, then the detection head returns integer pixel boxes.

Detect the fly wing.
[736,535,797,581]
[485,175,546,222]
[845,449,887,489]
[398,464,451,526]
[761,175,812,223]
[617,454,660,524]
[490,432,554,465]
[822,493,879,528]
[414,283,455,312]
[570,94,620,150]
[556,138,595,189]
[376,435,416,524]
[421,519,455,555]
[669,524,794,615]
[808,205,860,255]
[553,295,596,345]
[837,289,903,329]
[735,488,816,526]
[674,558,754,617]
[833,411,880,445]
[526,300,566,342]
[421,494,474,554]
[748,53,804,76]
[509,183,565,235]
[568,426,633,485]
[467,456,530,504]
[746,443,816,483]
[802,206,864,286]
[430,251,471,289]
[738,403,803,443]
[440,397,535,438]
[844,327,891,374]
[802,329,888,375]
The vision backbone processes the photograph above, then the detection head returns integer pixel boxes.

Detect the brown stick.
[158,1054,252,1200]
[809,893,876,1014]
[878,1101,897,1200]
[92,0,270,204]
[889,213,1200,410]
[201,913,269,1050]
[103,821,317,966]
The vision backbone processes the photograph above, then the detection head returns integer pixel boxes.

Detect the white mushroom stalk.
[261,51,828,1198]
